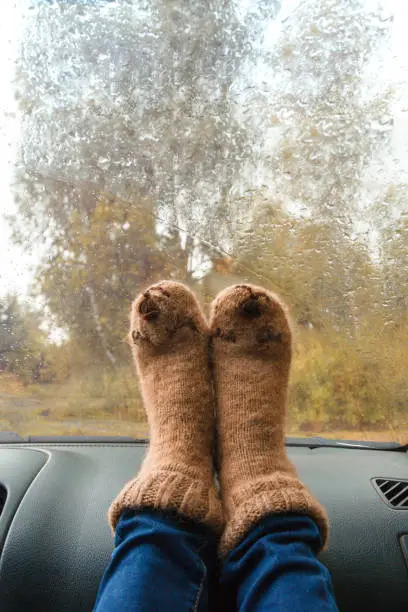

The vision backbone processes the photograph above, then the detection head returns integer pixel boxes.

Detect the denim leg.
[219,514,339,612]
[94,509,218,612]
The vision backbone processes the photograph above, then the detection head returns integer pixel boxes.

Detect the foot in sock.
[209,284,328,555]
[109,280,223,533]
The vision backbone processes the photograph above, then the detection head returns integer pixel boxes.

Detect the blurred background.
[0,0,407,441]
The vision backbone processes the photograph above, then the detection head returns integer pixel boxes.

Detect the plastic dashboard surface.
[0,442,407,611]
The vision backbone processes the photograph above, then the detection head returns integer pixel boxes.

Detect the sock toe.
[130,281,207,348]
[210,284,292,354]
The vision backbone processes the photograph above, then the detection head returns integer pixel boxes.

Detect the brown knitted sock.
[210,284,328,556]
[109,280,223,533]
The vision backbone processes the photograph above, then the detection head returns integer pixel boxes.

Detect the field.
[0,372,406,444]
[0,372,148,438]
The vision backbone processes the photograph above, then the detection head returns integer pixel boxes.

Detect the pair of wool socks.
[108,281,327,555]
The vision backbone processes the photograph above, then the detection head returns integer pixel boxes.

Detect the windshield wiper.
[0,432,141,443]
[286,436,408,451]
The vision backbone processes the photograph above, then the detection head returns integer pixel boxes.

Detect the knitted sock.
[109,281,223,533]
[210,284,328,556]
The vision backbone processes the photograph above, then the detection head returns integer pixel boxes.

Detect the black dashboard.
[0,438,407,611]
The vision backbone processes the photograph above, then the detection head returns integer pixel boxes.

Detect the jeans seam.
[193,559,207,612]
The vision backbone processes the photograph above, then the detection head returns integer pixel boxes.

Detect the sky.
[0,1,34,301]
[1,0,408,303]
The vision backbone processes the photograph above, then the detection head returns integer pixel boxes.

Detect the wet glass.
[0,0,407,442]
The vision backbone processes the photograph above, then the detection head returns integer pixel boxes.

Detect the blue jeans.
[94,509,338,611]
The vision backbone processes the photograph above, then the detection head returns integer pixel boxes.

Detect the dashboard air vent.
[373,478,408,508]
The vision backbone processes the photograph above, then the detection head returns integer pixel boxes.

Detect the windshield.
[0,0,407,443]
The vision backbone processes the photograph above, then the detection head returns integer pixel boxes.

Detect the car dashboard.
[0,437,407,611]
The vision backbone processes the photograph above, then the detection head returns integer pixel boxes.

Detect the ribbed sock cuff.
[109,468,223,534]
[219,472,329,557]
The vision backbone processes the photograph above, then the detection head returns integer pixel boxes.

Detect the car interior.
[1,0,408,610]
[0,433,408,611]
